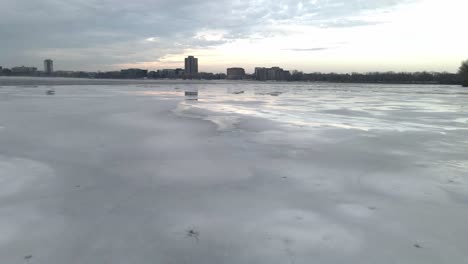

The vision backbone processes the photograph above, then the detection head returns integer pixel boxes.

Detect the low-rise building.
[254,67,268,81]
[153,68,185,79]
[159,69,177,78]
[11,66,37,74]
[227,67,245,80]
[254,66,290,81]
[120,68,148,79]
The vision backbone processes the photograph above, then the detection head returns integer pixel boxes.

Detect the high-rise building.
[184,56,198,76]
[44,59,53,74]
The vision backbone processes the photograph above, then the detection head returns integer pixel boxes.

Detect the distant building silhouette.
[160,69,177,78]
[254,67,267,81]
[11,66,37,74]
[165,69,178,78]
[174,68,185,78]
[147,68,184,79]
[227,68,245,80]
[120,68,148,79]
[254,66,290,81]
[184,56,198,76]
[44,59,53,74]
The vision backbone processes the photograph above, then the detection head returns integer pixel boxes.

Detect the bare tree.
[459,59,468,87]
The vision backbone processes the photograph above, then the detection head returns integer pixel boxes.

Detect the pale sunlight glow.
[181,0,468,73]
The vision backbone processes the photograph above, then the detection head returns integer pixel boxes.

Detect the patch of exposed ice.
[173,102,241,131]
[0,204,64,250]
[203,115,240,132]
[337,203,375,218]
[0,216,17,245]
[0,156,55,198]
[454,117,468,123]
[252,209,363,254]
[361,172,448,202]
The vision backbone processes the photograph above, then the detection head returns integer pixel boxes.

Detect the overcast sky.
[1,0,467,73]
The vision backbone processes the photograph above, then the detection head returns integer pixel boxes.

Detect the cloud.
[319,19,386,28]
[0,0,412,70]
[284,48,330,52]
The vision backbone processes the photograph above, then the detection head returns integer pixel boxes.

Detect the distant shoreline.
[0,76,462,87]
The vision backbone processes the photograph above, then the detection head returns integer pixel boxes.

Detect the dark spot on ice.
[414,243,422,248]
[283,238,293,245]
[282,176,288,179]
[187,228,200,242]
[24,255,32,260]
[75,185,80,188]
[368,206,377,210]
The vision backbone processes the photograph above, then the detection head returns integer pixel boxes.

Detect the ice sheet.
[0,78,467,264]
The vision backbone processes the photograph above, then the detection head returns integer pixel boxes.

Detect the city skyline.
[1,0,467,73]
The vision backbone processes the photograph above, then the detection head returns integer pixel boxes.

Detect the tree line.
[459,60,468,87]
[288,71,462,85]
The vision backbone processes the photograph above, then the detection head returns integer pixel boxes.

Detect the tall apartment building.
[44,59,53,74]
[184,56,198,75]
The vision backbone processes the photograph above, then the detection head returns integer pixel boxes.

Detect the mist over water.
[0,79,467,264]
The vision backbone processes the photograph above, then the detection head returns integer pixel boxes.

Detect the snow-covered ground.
[0,78,467,264]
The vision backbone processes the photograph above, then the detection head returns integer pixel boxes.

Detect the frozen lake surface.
[1,77,467,263]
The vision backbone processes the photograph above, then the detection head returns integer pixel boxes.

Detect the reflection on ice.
[132,90,182,97]
[179,83,468,133]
